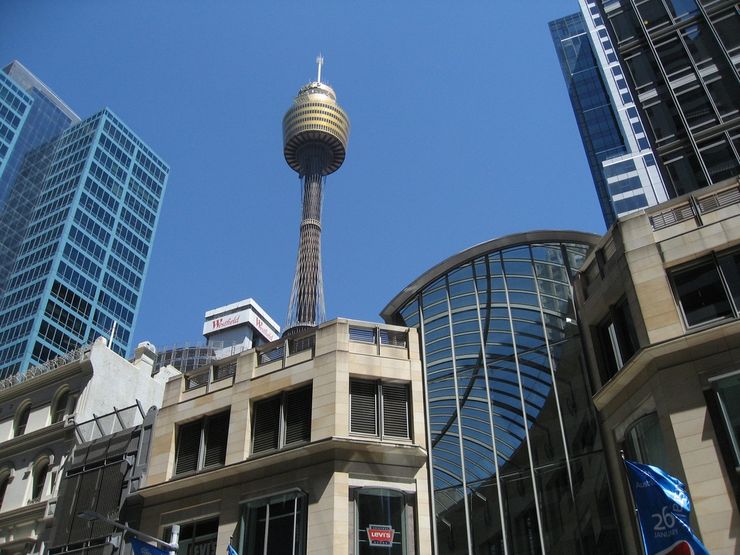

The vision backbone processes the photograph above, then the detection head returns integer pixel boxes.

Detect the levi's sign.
[367,525,394,547]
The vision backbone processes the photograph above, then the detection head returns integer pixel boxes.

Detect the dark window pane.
[706,71,740,120]
[673,261,732,326]
[677,86,717,130]
[714,11,740,53]
[655,37,691,77]
[718,251,740,310]
[15,404,30,436]
[625,52,659,90]
[699,139,740,183]
[643,97,681,143]
[663,149,708,195]
[242,492,307,555]
[608,9,641,42]
[667,0,699,18]
[356,488,406,554]
[624,413,670,469]
[636,0,671,29]
[52,391,69,423]
[715,374,740,466]
[32,463,48,500]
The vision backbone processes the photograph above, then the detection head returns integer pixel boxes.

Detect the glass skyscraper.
[550,9,668,226]
[0,61,168,378]
[382,232,622,555]
[587,0,739,200]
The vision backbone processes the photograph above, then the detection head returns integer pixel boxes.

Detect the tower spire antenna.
[316,54,324,83]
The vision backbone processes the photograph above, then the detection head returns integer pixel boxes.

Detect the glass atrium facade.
[0,63,168,378]
[592,0,739,196]
[550,10,668,226]
[382,232,622,555]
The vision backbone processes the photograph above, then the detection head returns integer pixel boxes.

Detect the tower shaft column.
[293,173,324,327]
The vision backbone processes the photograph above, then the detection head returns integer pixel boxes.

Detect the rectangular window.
[355,488,409,554]
[596,298,639,382]
[252,385,312,454]
[350,380,410,440]
[711,372,740,469]
[237,491,307,555]
[174,411,229,475]
[165,517,218,555]
[671,256,738,326]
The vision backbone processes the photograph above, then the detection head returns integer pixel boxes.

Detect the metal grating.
[349,326,376,343]
[252,397,281,454]
[259,345,284,365]
[289,334,315,355]
[649,202,694,230]
[350,380,378,435]
[284,386,312,446]
[203,412,229,468]
[212,361,236,381]
[381,383,410,439]
[698,186,740,214]
[185,370,209,390]
[380,329,407,347]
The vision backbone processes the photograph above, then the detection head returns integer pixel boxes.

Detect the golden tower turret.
[283,56,350,336]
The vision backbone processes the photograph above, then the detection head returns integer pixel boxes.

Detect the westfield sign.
[211,315,241,330]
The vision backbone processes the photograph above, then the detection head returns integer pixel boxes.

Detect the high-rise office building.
[588,0,739,198]
[550,10,669,226]
[0,61,168,378]
[382,232,622,555]
[0,61,80,297]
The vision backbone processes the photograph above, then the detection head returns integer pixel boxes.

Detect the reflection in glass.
[240,491,307,555]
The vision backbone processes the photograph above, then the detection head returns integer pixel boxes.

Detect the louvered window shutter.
[350,380,378,435]
[252,397,281,454]
[175,420,202,474]
[381,383,410,439]
[203,412,229,468]
[284,386,312,446]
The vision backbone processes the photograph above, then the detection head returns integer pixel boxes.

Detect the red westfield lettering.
[211,315,241,330]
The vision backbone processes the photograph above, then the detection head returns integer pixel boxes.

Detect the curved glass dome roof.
[382,231,621,555]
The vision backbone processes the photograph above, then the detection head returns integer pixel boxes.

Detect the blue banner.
[624,459,709,555]
[227,545,239,555]
[130,537,169,555]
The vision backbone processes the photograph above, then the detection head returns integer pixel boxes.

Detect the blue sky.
[1,1,604,350]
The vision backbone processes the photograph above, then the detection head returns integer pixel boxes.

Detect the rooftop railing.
[0,342,93,392]
[184,359,238,391]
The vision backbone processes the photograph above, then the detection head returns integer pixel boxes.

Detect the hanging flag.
[227,545,239,555]
[130,537,169,555]
[624,459,710,555]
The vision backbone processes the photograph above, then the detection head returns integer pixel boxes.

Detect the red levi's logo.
[657,541,693,555]
[366,525,394,546]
